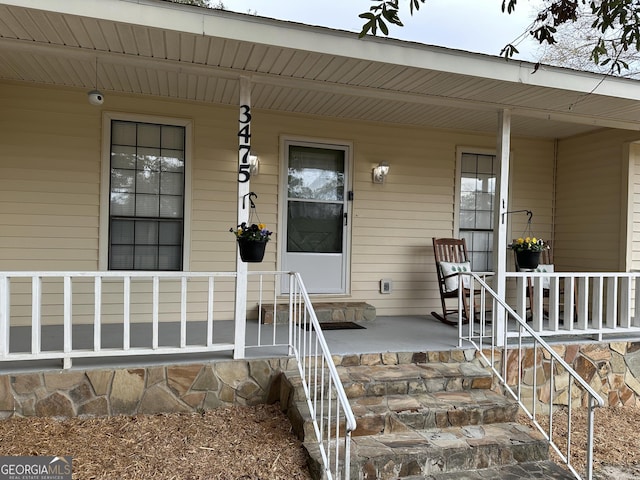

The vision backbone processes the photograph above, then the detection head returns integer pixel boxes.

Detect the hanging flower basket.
[230,221,272,263]
[515,249,541,270]
[237,238,267,263]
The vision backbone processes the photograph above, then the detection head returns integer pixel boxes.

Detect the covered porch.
[3,0,640,371]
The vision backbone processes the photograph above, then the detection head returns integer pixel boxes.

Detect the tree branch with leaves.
[359,0,640,73]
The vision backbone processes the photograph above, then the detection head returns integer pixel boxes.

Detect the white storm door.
[281,142,349,294]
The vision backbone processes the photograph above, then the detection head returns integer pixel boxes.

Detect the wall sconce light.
[372,161,389,184]
[249,154,259,176]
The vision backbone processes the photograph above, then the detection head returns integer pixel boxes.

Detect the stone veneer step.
[260,301,376,324]
[338,362,493,399]
[351,390,520,436]
[283,358,561,479]
[409,460,575,479]
[349,423,549,478]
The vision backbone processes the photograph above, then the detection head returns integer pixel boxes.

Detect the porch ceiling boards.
[1,0,640,139]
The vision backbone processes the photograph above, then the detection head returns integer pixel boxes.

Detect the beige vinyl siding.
[0,84,100,271]
[629,142,640,270]
[556,129,640,272]
[1,81,559,322]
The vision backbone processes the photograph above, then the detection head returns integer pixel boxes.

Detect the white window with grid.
[100,114,191,271]
[456,150,497,272]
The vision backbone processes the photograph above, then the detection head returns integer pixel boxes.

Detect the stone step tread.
[338,362,490,382]
[294,390,520,438]
[407,460,575,480]
[350,422,549,477]
[339,362,492,398]
[351,389,515,415]
[350,390,519,435]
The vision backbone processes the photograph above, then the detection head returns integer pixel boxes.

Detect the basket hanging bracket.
[242,192,257,210]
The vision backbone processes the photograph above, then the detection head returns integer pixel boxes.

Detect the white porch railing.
[0,270,355,479]
[0,271,276,368]
[506,271,640,340]
[462,272,605,480]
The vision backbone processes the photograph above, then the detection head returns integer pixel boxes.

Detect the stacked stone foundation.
[0,357,297,419]
[2,341,640,420]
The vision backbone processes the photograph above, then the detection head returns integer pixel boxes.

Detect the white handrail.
[288,272,356,480]
[464,272,605,480]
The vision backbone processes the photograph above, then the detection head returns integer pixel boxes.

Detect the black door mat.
[301,322,366,331]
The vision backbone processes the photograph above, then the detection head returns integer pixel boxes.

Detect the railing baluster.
[207,276,214,347]
[180,276,187,348]
[565,276,575,331]
[0,276,8,358]
[152,276,159,350]
[577,277,589,330]
[635,276,640,327]
[63,276,72,369]
[123,276,130,351]
[605,277,617,330]
[548,276,560,330]
[592,276,604,333]
[620,276,631,328]
[31,276,41,355]
[586,397,595,480]
[94,276,102,352]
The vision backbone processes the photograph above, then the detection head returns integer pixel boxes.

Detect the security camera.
[87,89,104,106]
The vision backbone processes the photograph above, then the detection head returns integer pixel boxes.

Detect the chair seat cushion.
[439,261,471,293]
[535,264,554,289]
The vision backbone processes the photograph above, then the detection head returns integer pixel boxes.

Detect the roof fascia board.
[2,0,640,102]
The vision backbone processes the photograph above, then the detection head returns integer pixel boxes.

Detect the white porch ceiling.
[1,0,640,139]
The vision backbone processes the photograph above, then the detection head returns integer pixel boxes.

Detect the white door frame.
[278,136,353,295]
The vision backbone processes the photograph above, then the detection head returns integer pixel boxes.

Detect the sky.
[222,0,542,62]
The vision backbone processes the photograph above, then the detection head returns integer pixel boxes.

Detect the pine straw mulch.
[3,402,639,479]
[518,405,640,479]
[0,403,313,480]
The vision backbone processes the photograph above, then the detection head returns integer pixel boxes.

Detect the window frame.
[455,146,500,272]
[99,112,192,271]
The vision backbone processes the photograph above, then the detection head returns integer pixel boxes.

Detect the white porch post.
[234,75,252,359]
[494,109,511,346]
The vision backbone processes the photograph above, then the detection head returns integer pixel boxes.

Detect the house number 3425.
[238,104,252,183]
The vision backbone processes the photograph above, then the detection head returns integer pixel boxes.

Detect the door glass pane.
[287,202,343,253]
[288,146,344,201]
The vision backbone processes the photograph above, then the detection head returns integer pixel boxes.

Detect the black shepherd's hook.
[242,192,257,210]
[503,209,533,224]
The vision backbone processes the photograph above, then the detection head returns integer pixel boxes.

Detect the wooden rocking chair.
[431,237,476,326]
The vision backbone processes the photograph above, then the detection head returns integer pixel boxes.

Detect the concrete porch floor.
[1,315,464,374]
[6,314,636,374]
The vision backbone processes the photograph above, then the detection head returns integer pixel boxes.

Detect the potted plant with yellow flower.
[509,237,548,269]
[230,222,272,262]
